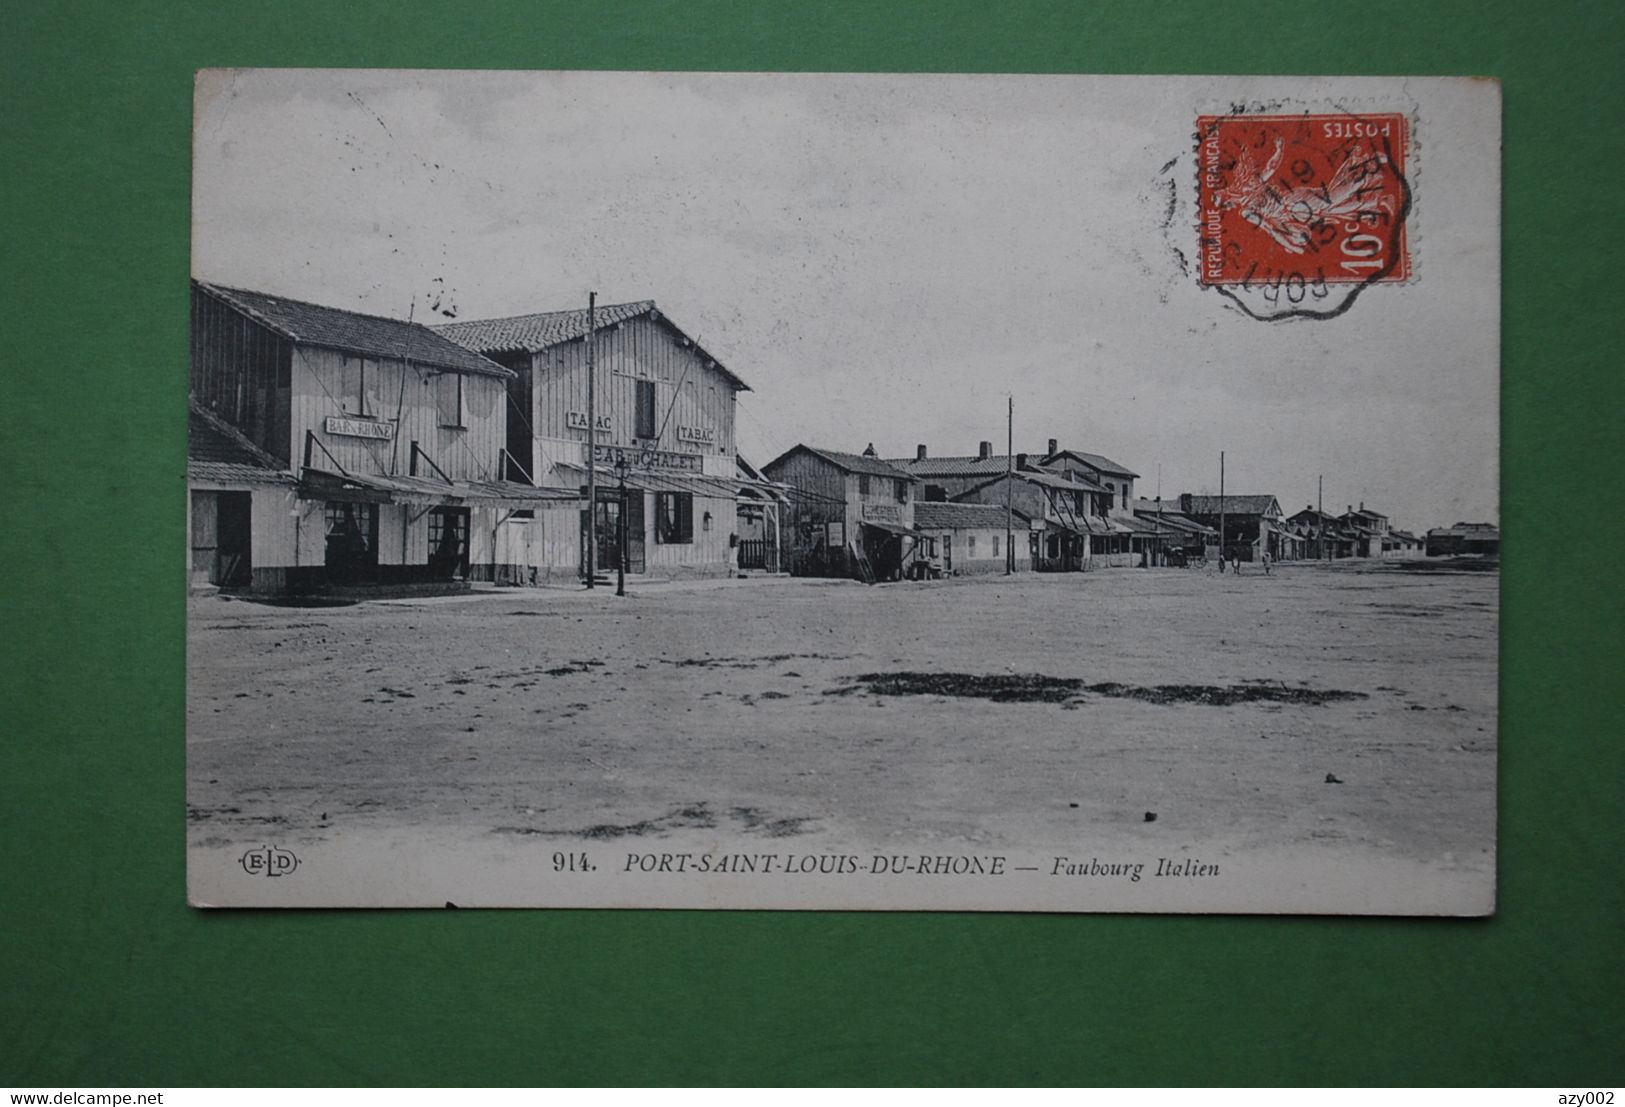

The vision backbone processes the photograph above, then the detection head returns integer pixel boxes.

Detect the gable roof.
[1044,449,1139,479]
[1181,494,1282,517]
[434,301,749,391]
[194,281,513,379]
[915,501,1031,530]
[764,444,917,481]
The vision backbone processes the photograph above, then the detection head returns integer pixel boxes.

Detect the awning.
[299,467,580,509]
[860,519,919,538]
[553,462,790,503]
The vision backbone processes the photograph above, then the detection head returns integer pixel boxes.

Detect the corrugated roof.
[914,502,1030,530]
[1181,494,1282,516]
[196,282,512,379]
[434,301,749,391]
[765,445,918,481]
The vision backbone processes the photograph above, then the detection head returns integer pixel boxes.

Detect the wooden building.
[436,301,764,581]
[1130,498,1217,565]
[762,445,919,580]
[1177,493,1286,562]
[189,282,570,595]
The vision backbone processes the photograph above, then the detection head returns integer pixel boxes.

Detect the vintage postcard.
[187,71,1500,913]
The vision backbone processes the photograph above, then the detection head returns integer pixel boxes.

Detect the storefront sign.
[676,425,715,444]
[591,444,702,472]
[862,503,903,523]
[324,416,394,440]
[566,411,613,432]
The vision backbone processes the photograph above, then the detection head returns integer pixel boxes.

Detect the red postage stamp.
[1197,112,1411,293]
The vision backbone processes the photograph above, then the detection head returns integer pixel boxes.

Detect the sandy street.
[187,560,1497,898]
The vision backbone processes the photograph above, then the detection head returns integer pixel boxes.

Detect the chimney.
[863,443,877,457]
[978,441,993,459]
[1180,493,1193,513]
[1047,438,1058,456]
[1347,505,1353,515]
[1359,500,1365,511]
[916,444,928,461]
[1016,452,1028,470]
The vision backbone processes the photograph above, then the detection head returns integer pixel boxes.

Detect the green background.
[4,0,1622,1087]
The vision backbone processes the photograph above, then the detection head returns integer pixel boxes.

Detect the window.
[895,479,908,503]
[344,357,374,417]
[968,535,977,558]
[1122,486,1129,510]
[436,372,465,428]
[858,473,871,496]
[635,379,657,439]
[993,534,1000,558]
[654,491,693,544]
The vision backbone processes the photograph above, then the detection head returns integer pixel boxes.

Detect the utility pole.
[1154,463,1162,569]
[1005,395,1013,575]
[1318,472,1326,562]
[585,292,597,588]
[616,454,628,597]
[1218,450,1226,573]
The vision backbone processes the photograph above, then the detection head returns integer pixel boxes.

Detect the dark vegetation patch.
[493,802,719,840]
[658,652,845,670]
[730,806,814,837]
[831,671,1366,707]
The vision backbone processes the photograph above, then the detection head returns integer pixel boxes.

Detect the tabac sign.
[324,416,394,440]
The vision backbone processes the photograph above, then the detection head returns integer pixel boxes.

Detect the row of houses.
[187,280,1486,596]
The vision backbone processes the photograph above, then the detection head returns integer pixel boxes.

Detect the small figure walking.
[1262,551,1272,576]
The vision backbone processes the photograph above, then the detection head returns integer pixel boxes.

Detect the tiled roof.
[435,301,749,391]
[889,454,1017,478]
[196,282,513,379]
[1131,506,1215,535]
[891,452,1121,489]
[1046,449,1139,479]
[1181,494,1281,517]
[766,445,917,480]
[436,300,654,353]
[188,402,294,484]
[915,501,1030,530]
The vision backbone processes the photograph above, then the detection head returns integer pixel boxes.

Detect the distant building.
[912,501,1033,575]
[1131,498,1217,564]
[1426,522,1500,557]
[1287,506,1354,560]
[892,441,1139,568]
[1338,504,1391,558]
[763,444,919,580]
[1178,493,1286,562]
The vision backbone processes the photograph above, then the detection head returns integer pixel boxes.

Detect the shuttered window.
[635,379,656,439]
[654,491,693,544]
[436,372,465,428]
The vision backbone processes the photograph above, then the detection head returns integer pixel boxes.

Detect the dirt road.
[188,561,1497,893]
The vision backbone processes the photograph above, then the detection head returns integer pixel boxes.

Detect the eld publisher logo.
[240,845,300,878]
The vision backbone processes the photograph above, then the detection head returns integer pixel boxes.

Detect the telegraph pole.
[1005,395,1013,575]
[1318,472,1326,562]
[1218,450,1226,573]
[584,292,597,588]
[616,454,628,597]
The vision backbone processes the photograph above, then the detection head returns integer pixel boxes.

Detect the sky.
[192,70,1501,532]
